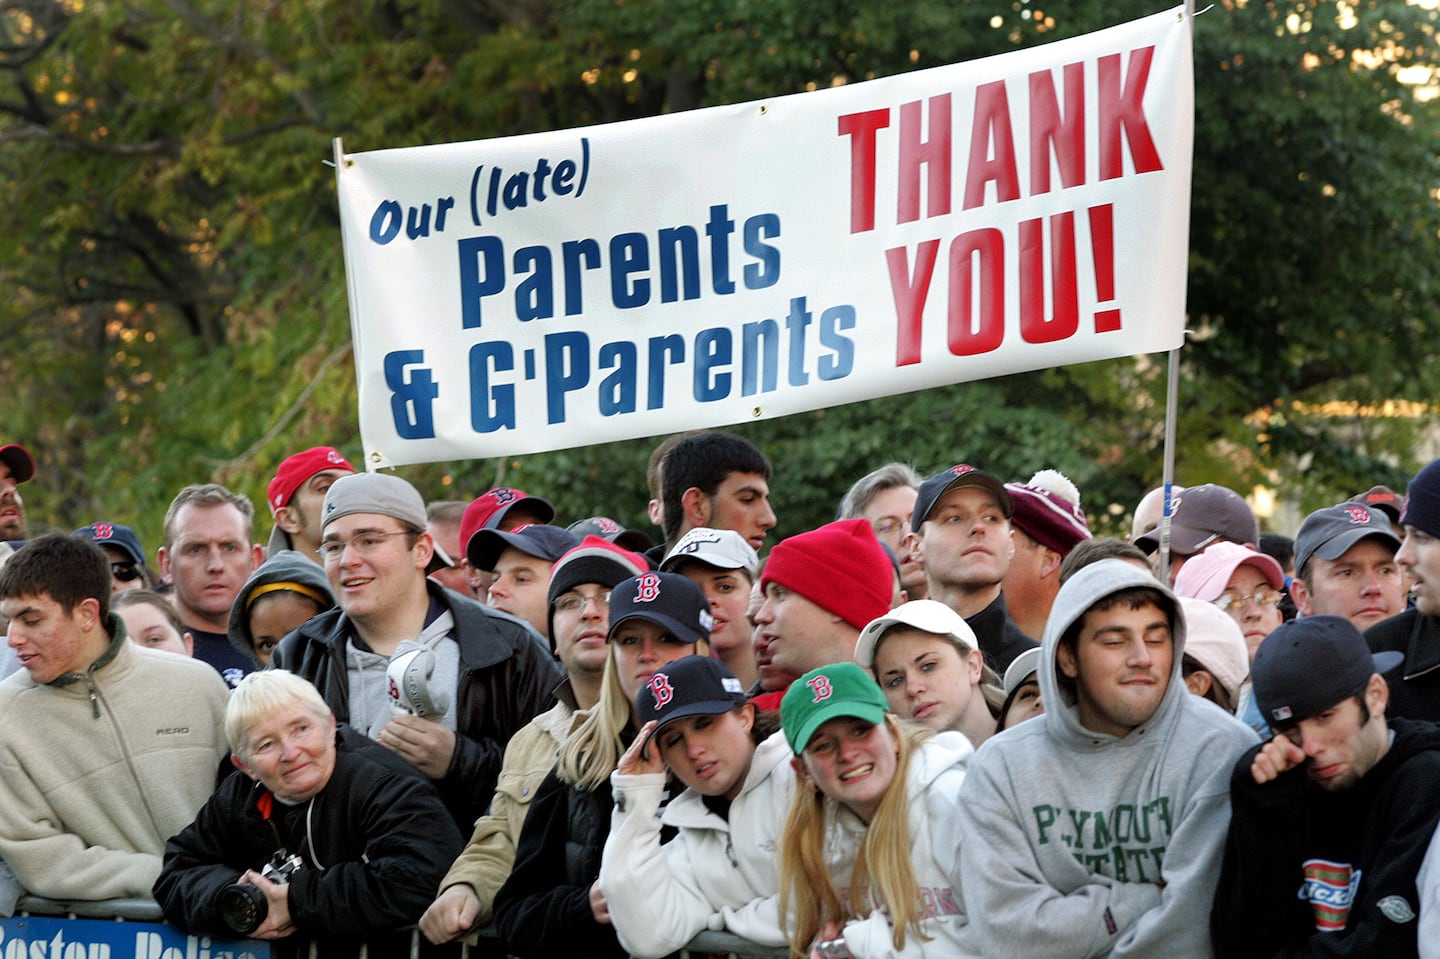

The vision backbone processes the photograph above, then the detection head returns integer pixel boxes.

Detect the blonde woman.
[492,572,710,959]
[778,663,976,959]
[855,600,1004,749]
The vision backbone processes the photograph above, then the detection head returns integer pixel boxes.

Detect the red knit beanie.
[760,519,893,630]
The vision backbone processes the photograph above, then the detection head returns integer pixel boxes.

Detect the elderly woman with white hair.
[154,670,463,956]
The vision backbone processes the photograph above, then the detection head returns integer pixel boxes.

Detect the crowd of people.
[2,433,1440,957]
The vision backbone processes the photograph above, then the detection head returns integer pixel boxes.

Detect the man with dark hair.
[1291,503,1402,632]
[0,443,34,544]
[957,560,1256,958]
[658,431,775,552]
[1213,616,1440,958]
[271,472,561,831]
[1368,457,1440,722]
[0,533,229,900]
[157,483,265,686]
[265,446,356,564]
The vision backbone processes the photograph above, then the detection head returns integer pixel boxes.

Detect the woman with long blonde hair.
[778,663,977,959]
[493,572,709,959]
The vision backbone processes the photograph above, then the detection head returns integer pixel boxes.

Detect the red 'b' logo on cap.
[949,464,975,477]
[635,573,661,602]
[647,673,674,708]
[806,675,833,702]
[1343,506,1371,524]
[93,523,114,540]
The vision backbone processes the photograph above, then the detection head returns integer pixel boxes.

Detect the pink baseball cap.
[1172,541,1284,603]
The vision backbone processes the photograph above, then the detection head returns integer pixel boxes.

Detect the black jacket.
[271,580,562,828]
[1366,608,1440,722]
[966,591,1037,675]
[1211,717,1440,958]
[154,732,465,958]
[492,766,626,959]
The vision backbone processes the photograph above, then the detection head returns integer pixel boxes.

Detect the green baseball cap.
[781,662,890,754]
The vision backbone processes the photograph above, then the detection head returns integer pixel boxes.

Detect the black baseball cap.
[635,655,747,752]
[0,444,34,484]
[467,524,580,572]
[1251,616,1402,726]
[608,572,713,645]
[913,464,1012,526]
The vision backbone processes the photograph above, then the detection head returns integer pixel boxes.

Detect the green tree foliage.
[0,0,1435,552]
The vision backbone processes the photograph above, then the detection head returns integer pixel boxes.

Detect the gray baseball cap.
[1293,503,1400,577]
[321,472,427,532]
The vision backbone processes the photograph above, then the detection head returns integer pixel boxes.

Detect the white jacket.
[830,730,978,959]
[601,731,795,957]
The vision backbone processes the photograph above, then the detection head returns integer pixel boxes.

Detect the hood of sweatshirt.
[1040,559,1187,750]
[227,548,336,661]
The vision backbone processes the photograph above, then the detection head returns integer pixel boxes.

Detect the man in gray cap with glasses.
[272,471,561,831]
[1213,615,1440,958]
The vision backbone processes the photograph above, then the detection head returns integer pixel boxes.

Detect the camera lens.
[218,881,268,935]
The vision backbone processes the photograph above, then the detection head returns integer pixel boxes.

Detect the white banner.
[336,7,1193,468]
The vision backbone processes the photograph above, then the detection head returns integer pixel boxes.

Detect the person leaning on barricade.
[154,670,463,957]
[0,532,229,901]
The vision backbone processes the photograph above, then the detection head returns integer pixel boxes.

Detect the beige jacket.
[438,693,582,923]
[0,626,230,900]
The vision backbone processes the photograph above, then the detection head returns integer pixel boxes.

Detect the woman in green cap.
[778,662,977,959]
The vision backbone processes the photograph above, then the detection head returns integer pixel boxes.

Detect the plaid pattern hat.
[781,662,890,754]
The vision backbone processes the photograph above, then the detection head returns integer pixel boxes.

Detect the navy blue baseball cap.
[608,572,712,645]
[75,522,146,567]
[1252,615,1402,725]
[467,524,580,572]
[636,655,747,742]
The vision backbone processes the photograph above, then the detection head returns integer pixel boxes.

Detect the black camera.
[218,852,305,935]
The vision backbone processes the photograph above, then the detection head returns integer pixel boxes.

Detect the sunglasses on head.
[112,563,142,582]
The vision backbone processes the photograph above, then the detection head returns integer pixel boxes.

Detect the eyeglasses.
[553,591,611,614]
[872,518,911,539]
[111,563,142,582]
[317,530,411,562]
[1213,588,1284,615]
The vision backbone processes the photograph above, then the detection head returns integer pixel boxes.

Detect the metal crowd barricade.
[4,898,787,959]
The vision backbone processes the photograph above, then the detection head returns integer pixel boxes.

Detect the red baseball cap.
[458,487,555,559]
[0,444,34,483]
[267,447,355,512]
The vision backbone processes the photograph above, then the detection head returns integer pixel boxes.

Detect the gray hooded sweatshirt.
[955,560,1257,958]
